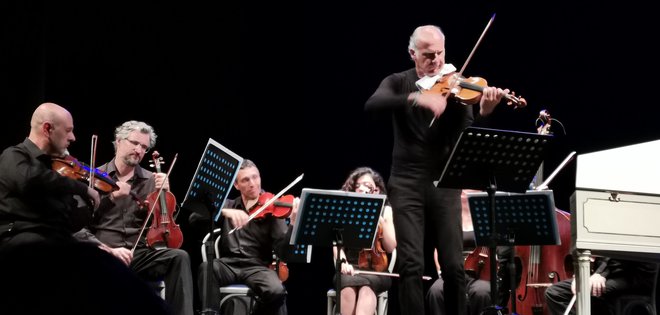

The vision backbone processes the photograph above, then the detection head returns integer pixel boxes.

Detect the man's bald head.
[28,102,76,156]
[30,102,71,131]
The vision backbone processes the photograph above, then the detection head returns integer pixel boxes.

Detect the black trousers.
[545,275,645,315]
[132,247,194,315]
[198,259,287,315]
[427,274,491,315]
[388,175,466,315]
[0,233,170,315]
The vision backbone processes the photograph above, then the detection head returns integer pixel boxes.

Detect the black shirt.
[364,68,475,179]
[0,138,90,234]
[89,159,155,249]
[218,195,291,266]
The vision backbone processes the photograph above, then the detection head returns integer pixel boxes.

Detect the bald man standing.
[0,102,100,249]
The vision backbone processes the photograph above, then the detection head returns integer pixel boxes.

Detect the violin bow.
[89,134,98,188]
[228,173,304,234]
[429,13,496,127]
[353,270,432,281]
[131,152,179,254]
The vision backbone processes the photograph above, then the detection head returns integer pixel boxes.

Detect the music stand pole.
[334,229,344,315]
[486,180,499,309]
[486,179,518,314]
[200,193,218,315]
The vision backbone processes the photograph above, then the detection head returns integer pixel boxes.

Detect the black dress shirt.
[0,138,90,235]
[218,196,291,266]
[90,159,155,248]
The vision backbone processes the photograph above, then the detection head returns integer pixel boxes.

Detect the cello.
[512,110,573,315]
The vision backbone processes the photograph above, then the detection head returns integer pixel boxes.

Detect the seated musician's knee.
[260,284,287,305]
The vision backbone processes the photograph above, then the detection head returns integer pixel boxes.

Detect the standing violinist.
[196,159,299,315]
[364,25,510,315]
[333,166,396,315]
[76,120,194,315]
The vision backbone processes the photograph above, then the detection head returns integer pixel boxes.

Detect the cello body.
[513,209,572,315]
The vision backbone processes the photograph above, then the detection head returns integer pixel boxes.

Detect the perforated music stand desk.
[436,126,552,314]
[468,190,559,315]
[436,126,552,193]
[467,190,559,246]
[290,188,386,315]
[181,138,243,315]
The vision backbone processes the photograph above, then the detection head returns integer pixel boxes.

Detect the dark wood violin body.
[358,225,388,272]
[270,255,289,282]
[145,151,183,249]
[464,246,492,281]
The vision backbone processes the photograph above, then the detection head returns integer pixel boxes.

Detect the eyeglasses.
[125,138,150,152]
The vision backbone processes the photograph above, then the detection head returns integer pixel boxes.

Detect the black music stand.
[181,138,243,315]
[290,188,387,315]
[436,127,552,315]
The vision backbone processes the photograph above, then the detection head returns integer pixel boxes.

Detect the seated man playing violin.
[196,159,299,315]
[333,167,396,315]
[75,120,194,315]
[0,102,100,248]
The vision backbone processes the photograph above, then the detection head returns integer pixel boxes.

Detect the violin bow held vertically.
[429,13,496,127]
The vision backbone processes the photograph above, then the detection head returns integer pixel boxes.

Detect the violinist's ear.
[409,48,417,60]
[43,122,53,135]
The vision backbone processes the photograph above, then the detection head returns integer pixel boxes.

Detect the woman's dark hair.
[340,166,387,195]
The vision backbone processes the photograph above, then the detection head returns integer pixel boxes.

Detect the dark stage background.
[2,1,659,314]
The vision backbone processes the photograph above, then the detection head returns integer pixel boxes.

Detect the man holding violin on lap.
[364,25,511,315]
[196,159,299,315]
[76,120,194,315]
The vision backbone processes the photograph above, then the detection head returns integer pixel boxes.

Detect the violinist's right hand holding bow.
[410,92,447,118]
[108,181,131,201]
[223,208,249,229]
[86,187,100,210]
[340,257,355,276]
